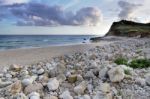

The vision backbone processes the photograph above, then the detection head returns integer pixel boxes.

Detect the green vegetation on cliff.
[106,20,150,38]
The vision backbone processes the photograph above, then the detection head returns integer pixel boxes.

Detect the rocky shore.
[0,38,150,99]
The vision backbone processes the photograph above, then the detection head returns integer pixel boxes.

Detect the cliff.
[106,20,150,37]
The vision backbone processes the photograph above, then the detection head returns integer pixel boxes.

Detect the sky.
[0,0,149,35]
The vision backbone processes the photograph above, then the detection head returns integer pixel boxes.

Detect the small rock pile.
[0,38,150,99]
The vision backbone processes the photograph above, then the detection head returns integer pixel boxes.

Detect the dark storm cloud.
[0,3,102,26]
[118,1,142,20]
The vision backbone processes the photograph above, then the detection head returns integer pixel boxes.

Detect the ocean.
[0,35,94,50]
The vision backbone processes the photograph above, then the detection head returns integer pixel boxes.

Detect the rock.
[77,74,84,81]
[100,83,111,93]
[84,71,96,79]
[93,92,112,99]
[0,74,3,78]
[10,80,22,95]
[10,64,22,72]
[37,68,45,75]
[20,70,29,78]
[74,81,87,95]
[135,78,146,86]
[99,67,108,79]
[145,74,150,86]
[57,74,66,83]
[15,93,28,99]
[5,73,12,78]
[22,76,37,86]
[82,95,91,99]
[24,83,43,94]
[0,80,12,88]
[44,96,58,99]
[28,92,40,99]
[38,75,49,84]
[60,90,73,99]
[47,78,59,91]
[68,75,77,83]
[108,66,125,82]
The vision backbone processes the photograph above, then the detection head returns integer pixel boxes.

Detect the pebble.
[10,80,22,95]
[145,74,150,86]
[22,76,37,86]
[37,68,45,75]
[28,92,40,99]
[24,83,43,94]
[60,90,73,99]
[47,78,59,91]
[74,81,87,95]
[68,74,77,83]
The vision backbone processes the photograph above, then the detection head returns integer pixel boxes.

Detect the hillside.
[106,20,150,37]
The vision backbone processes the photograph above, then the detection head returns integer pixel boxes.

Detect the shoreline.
[0,37,150,98]
[0,41,110,70]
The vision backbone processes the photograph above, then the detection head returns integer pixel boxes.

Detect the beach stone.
[10,64,22,72]
[135,78,146,86]
[74,81,87,95]
[82,95,91,99]
[68,75,77,83]
[15,93,28,99]
[28,92,40,99]
[24,83,43,94]
[108,66,125,82]
[44,96,58,99]
[37,68,45,75]
[93,92,112,99]
[0,80,12,88]
[5,73,12,78]
[99,67,108,79]
[145,74,150,86]
[22,76,37,86]
[20,70,29,78]
[77,74,84,81]
[47,78,59,91]
[57,74,66,83]
[60,90,73,99]
[100,83,111,93]
[10,80,22,95]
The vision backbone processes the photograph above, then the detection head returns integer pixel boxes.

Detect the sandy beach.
[0,42,109,69]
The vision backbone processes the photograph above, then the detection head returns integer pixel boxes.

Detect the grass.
[114,57,128,65]
[124,69,131,75]
[114,57,150,68]
[129,59,150,68]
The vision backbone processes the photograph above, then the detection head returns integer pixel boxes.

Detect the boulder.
[108,66,125,82]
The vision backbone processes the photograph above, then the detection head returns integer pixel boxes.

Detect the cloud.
[8,3,102,26]
[118,1,142,20]
[0,0,29,5]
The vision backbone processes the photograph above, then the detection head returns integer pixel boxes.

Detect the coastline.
[0,37,150,98]
[0,41,109,70]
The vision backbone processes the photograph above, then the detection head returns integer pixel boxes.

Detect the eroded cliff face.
[106,20,150,38]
